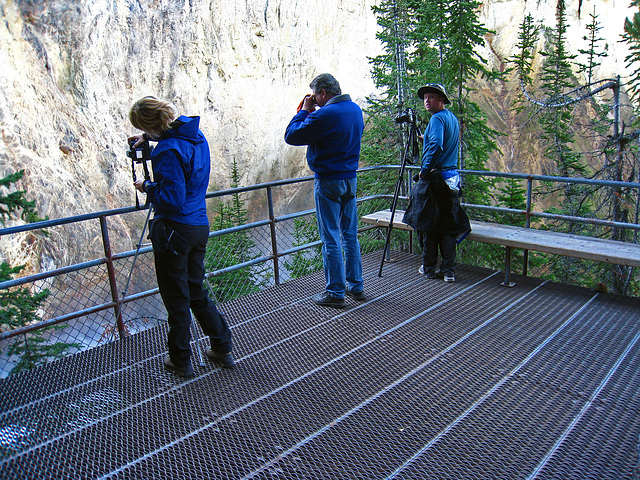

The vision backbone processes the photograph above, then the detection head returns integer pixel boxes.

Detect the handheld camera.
[127,140,153,166]
[128,140,153,208]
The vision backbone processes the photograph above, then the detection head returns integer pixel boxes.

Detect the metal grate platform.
[1,251,639,479]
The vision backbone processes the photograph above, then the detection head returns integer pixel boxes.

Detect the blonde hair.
[129,96,177,136]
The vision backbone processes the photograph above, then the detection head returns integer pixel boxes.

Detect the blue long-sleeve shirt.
[284,94,364,180]
[421,108,459,174]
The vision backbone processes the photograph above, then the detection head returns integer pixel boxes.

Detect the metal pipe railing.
[1,168,639,343]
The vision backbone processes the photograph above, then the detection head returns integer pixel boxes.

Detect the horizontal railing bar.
[4,168,637,237]
[0,207,143,237]
[461,169,640,190]
[205,174,315,198]
[464,204,640,232]
[0,287,161,341]
[275,208,316,223]
[0,301,116,340]
[0,258,107,290]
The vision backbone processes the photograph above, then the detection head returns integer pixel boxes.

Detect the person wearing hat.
[403,83,470,283]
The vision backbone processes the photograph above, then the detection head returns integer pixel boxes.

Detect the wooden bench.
[361,209,640,286]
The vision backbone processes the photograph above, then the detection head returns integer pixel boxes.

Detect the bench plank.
[361,209,640,267]
[361,210,414,231]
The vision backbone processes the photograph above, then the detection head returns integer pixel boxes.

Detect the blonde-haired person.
[129,96,234,377]
[129,96,177,139]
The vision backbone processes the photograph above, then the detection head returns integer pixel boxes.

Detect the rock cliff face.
[0,0,635,268]
[0,0,380,217]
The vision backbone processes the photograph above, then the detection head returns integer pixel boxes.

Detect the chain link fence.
[1,167,639,377]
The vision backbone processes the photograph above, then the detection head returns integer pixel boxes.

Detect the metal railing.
[1,166,639,376]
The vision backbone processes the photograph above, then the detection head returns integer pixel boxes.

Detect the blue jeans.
[314,178,364,298]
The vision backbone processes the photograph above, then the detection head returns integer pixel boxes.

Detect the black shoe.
[163,356,195,377]
[205,348,235,368]
[418,266,437,279]
[312,292,346,308]
[345,289,367,301]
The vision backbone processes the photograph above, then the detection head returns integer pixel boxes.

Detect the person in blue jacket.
[129,96,233,377]
[285,74,366,308]
[405,83,469,283]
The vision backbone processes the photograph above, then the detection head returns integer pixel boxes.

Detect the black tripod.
[378,109,420,277]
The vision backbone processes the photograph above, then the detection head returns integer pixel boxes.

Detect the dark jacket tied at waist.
[402,170,471,242]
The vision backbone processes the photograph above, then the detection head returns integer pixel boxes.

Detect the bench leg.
[501,246,516,287]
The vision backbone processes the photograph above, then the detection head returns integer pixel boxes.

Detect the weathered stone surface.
[0,0,634,269]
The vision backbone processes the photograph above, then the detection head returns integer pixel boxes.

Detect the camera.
[395,108,416,124]
[127,140,153,164]
[128,140,153,208]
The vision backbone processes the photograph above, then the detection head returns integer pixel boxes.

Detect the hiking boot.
[346,289,367,301]
[163,356,195,377]
[205,348,235,369]
[444,273,456,283]
[312,292,346,308]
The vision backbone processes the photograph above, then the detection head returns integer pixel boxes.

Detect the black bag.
[148,218,188,256]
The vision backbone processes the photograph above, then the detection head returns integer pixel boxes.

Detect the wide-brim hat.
[417,83,451,104]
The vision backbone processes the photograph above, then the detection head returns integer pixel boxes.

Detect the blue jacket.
[421,108,459,174]
[146,115,210,226]
[284,94,364,180]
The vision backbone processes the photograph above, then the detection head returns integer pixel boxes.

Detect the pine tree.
[539,0,585,180]
[363,0,503,264]
[510,14,540,112]
[360,0,417,254]
[511,0,632,283]
[0,170,78,374]
[205,159,270,302]
[364,2,502,197]
[578,7,607,87]
[411,0,501,204]
[282,215,323,280]
[0,171,43,224]
[622,0,640,104]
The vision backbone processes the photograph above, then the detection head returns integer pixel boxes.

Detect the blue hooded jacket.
[146,115,210,226]
[284,94,364,180]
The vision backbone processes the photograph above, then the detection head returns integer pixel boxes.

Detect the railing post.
[267,186,280,285]
[100,215,126,338]
[523,177,533,276]
[501,246,515,288]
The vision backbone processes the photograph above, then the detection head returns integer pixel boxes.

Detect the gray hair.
[309,73,341,96]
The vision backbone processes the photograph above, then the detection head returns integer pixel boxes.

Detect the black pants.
[152,219,233,368]
[418,230,456,275]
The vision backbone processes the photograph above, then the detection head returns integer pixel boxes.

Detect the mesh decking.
[1,251,639,479]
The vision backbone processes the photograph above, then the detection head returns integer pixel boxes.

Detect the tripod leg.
[190,315,206,367]
[379,121,418,277]
[115,206,153,337]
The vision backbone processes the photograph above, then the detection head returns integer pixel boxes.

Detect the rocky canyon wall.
[0,0,636,269]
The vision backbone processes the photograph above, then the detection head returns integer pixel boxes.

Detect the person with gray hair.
[309,73,342,97]
[129,96,234,377]
[284,74,366,308]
